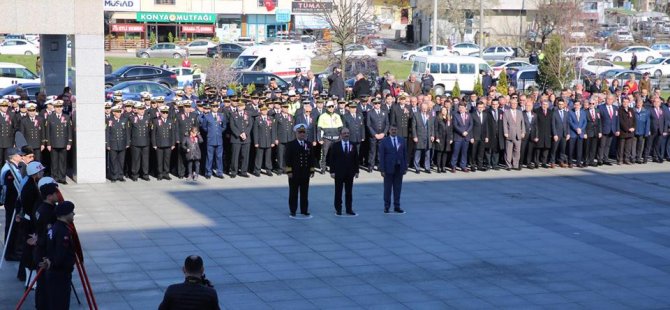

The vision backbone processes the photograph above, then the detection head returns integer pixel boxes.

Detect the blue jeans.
[206,144,223,176]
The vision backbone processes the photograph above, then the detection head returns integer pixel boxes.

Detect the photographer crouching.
[158,255,220,310]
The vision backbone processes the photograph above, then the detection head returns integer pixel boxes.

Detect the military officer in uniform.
[152,106,177,180]
[175,101,199,179]
[19,103,45,162]
[106,105,131,182]
[201,102,227,179]
[44,201,76,310]
[130,102,152,181]
[45,100,72,184]
[253,105,278,176]
[343,102,365,159]
[275,102,294,175]
[285,124,316,218]
[230,101,253,178]
[366,99,389,171]
[0,99,14,162]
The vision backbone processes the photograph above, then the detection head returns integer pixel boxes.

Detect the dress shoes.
[336,211,342,216]
[265,170,273,176]
[58,180,68,185]
[550,163,555,168]
[394,208,405,214]
[424,169,431,174]
[205,175,211,179]
[346,211,357,216]
[230,174,237,178]
[384,208,390,213]
[463,168,470,173]
[110,179,116,183]
[290,212,297,217]
[118,177,126,182]
[164,175,172,180]
[215,174,225,179]
[450,168,456,173]
[240,173,249,178]
[141,176,150,181]
[301,212,311,216]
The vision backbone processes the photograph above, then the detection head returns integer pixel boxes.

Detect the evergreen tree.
[497,70,509,96]
[538,34,575,90]
[451,81,461,98]
[473,76,483,97]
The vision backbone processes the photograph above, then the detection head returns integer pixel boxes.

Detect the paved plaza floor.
[2,163,670,309]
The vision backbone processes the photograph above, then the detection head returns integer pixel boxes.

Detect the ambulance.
[231,44,312,79]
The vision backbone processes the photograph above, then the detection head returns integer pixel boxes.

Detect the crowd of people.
[103,68,670,183]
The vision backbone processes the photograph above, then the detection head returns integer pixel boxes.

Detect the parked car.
[401,45,449,61]
[563,46,597,59]
[105,65,178,89]
[449,42,479,56]
[333,44,378,58]
[0,39,39,55]
[184,40,216,56]
[577,58,623,75]
[657,23,670,34]
[235,72,289,91]
[490,60,532,78]
[170,67,207,88]
[506,65,539,92]
[0,83,41,100]
[635,57,670,78]
[605,46,662,63]
[599,69,642,86]
[650,43,670,57]
[615,30,634,43]
[105,81,175,102]
[136,43,188,59]
[410,55,492,95]
[370,39,386,56]
[207,43,245,58]
[0,62,40,89]
[480,46,515,61]
[235,37,255,48]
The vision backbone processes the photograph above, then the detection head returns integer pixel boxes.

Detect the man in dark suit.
[366,100,389,171]
[305,71,323,99]
[412,103,434,173]
[343,103,365,157]
[648,97,667,162]
[486,99,505,170]
[550,98,570,168]
[106,105,130,182]
[275,103,295,174]
[521,100,538,168]
[328,68,346,99]
[151,106,177,180]
[285,124,316,217]
[568,100,587,167]
[617,98,636,164]
[379,126,407,213]
[291,68,305,91]
[327,128,360,216]
[533,100,553,168]
[469,102,489,171]
[451,103,473,172]
[598,94,620,165]
[584,99,602,166]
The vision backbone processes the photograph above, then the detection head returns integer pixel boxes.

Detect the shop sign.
[104,0,140,12]
[136,12,216,24]
[110,23,146,32]
[181,25,215,34]
[292,1,333,13]
[275,9,291,23]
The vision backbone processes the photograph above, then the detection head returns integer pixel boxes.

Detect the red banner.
[181,25,214,34]
[111,23,146,32]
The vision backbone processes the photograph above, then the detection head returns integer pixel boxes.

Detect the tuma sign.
[104,0,140,12]
[292,1,333,13]
[136,12,216,24]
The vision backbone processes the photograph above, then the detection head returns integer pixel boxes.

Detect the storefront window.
[218,17,241,28]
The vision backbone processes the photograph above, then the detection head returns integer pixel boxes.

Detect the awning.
[294,15,330,29]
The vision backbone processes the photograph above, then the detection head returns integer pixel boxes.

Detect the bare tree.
[318,0,374,73]
[529,0,585,48]
[205,59,238,95]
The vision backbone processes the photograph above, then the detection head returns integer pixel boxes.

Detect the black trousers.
[599,134,615,163]
[277,143,288,172]
[320,139,334,171]
[359,139,370,166]
[383,165,403,209]
[550,137,567,164]
[50,148,67,182]
[435,150,449,169]
[617,137,635,163]
[29,146,42,163]
[649,133,664,160]
[521,138,537,166]
[176,144,187,177]
[0,148,6,166]
[537,147,550,165]
[288,175,310,214]
[46,270,72,310]
[109,149,126,180]
[368,138,382,168]
[487,146,502,168]
[186,159,200,176]
[585,136,599,165]
[470,140,486,169]
[254,147,272,172]
[635,135,647,161]
[131,145,150,178]
[334,175,354,213]
[155,147,172,178]
[568,138,584,165]
[231,143,250,175]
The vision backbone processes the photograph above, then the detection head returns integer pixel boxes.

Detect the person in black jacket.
[45,201,76,310]
[106,106,131,182]
[352,73,370,99]
[328,68,346,99]
[327,127,359,216]
[285,124,316,217]
[159,255,220,310]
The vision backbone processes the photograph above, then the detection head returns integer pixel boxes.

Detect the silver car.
[136,43,188,59]
[184,40,216,56]
[480,46,515,61]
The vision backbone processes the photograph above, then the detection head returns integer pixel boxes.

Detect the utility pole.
[479,0,483,57]
[519,0,525,47]
[432,0,437,55]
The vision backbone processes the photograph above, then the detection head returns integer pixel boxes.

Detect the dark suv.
[207,43,245,58]
[105,65,178,89]
[236,72,289,91]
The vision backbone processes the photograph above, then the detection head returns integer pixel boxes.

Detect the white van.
[411,55,491,95]
[231,45,311,79]
[0,62,40,89]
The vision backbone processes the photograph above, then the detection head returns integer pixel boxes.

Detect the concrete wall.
[0,0,106,183]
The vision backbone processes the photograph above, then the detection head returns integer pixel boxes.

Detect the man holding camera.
[159,255,220,309]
